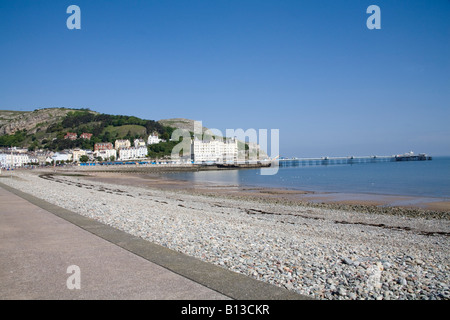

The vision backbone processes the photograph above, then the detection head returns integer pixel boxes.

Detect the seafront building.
[0,151,37,168]
[114,139,131,150]
[94,148,117,161]
[51,152,72,163]
[191,137,238,163]
[71,148,87,162]
[35,151,51,165]
[118,146,147,161]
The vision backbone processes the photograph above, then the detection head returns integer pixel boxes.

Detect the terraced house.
[94,142,113,151]
[0,151,37,168]
[118,146,147,161]
[115,139,131,150]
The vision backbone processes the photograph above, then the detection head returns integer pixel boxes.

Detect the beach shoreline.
[50,165,450,218]
[1,168,449,300]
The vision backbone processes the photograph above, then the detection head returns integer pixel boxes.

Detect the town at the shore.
[0,130,268,169]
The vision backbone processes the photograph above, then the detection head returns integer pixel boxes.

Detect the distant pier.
[278,152,432,167]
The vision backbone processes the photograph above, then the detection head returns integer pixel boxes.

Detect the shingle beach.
[2,169,449,300]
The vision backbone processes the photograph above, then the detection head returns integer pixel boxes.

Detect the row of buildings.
[1,133,264,168]
[0,134,168,168]
[92,137,154,161]
[0,147,81,169]
[64,132,164,145]
[0,149,39,168]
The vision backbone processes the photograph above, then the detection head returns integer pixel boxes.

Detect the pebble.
[398,277,408,286]
[343,257,354,265]
[338,287,347,296]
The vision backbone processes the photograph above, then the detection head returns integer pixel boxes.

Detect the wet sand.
[71,170,450,218]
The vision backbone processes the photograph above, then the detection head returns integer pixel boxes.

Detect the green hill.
[0,108,175,151]
[102,124,147,139]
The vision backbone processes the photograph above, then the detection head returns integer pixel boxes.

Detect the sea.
[163,156,450,200]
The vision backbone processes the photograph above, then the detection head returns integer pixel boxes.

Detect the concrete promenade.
[0,181,309,300]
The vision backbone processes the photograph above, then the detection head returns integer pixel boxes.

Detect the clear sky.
[1,0,449,157]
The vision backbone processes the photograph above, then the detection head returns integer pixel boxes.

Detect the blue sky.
[1,0,449,157]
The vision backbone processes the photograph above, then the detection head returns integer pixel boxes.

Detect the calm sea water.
[164,156,450,199]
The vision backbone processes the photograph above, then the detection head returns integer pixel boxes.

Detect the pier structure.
[277,152,432,167]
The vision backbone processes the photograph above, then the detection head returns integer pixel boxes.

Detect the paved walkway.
[0,182,309,300]
[0,184,229,299]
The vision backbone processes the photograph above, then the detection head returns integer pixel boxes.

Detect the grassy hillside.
[0,108,175,153]
[102,124,147,139]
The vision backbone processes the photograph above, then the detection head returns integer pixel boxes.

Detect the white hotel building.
[118,146,147,161]
[0,152,37,168]
[191,137,238,164]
